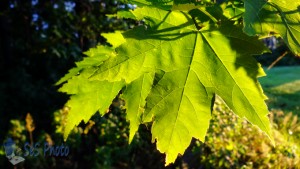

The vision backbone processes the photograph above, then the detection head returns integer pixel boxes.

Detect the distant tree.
[0,0,130,142]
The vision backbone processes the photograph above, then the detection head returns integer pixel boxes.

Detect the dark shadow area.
[0,0,137,168]
[264,90,300,115]
[123,11,195,41]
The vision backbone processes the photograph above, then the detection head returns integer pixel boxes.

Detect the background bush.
[2,97,299,168]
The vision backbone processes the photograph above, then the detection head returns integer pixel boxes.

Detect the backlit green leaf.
[102,31,126,48]
[123,72,155,143]
[59,77,124,140]
[58,6,274,165]
[244,0,300,55]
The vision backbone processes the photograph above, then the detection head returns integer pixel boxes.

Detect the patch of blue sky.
[127,4,137,9]
[118,4,136,9]
[64,1,76,12]
[32,13,39,22]
[31,0,38,6]
[42,21,49,30]
[53,3,59,9]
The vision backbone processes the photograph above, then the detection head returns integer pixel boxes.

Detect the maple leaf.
[58,6,273,165]
[122,72,155,143]
[56,45,116,85]
[59,76,124,139]
[244,0,300,55]
[122,7,272,164]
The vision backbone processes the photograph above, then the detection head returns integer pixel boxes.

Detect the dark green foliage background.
[0,1,132,167]
[0,0,129,141]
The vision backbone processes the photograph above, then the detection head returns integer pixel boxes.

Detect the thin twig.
[267,51,288,70]
[29,131,33,146]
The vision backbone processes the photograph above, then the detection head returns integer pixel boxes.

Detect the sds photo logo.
[3,138,69,165]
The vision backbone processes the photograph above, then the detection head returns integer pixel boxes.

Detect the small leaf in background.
[26,113,35,145]
[25,113,35,133]
[45,133,54,146]
[83,120,96,135]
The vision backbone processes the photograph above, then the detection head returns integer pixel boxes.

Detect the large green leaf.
[130,8,272,165]
[244,0,300,55]
[101,31,126,47]
[58,6,273,165]
[123,72,155,143]
[56,45,115,85]
[143,68,214,164]
[88,8,196,83]
[59,77,124,139]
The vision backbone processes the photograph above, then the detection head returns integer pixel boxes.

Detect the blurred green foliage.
[0,0,133,142]
[188,99,300,168]
[0,0,134,167]
[2,96,299,168]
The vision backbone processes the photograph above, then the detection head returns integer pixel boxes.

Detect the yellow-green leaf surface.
[58,6,273,165]
[143,69,214,164]
[102,31,126,47]
[59,77,124,139]
[88,8,196,83]
[123,72,155,143]
[131,7,272,165]
[244,0,300,55]
[56,46,115,85]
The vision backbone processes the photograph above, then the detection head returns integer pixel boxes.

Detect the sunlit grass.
[260,66,300,115]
